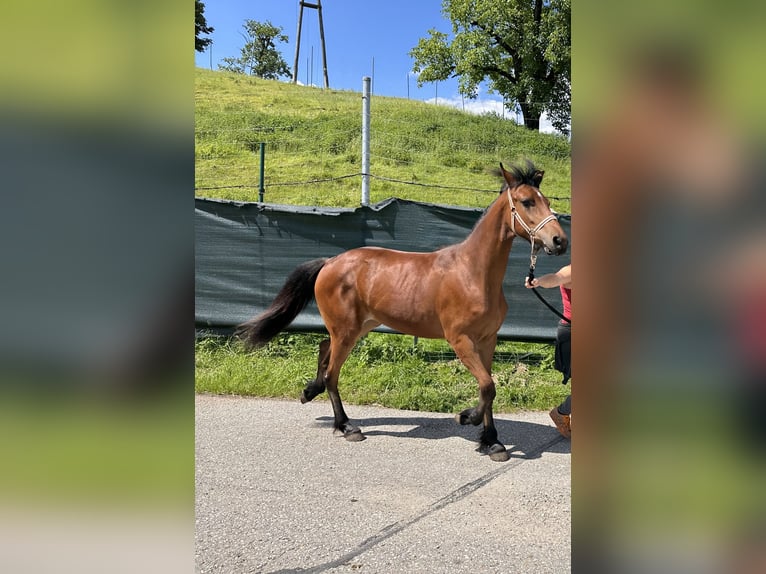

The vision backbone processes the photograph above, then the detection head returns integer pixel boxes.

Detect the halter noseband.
[506,188,558,270]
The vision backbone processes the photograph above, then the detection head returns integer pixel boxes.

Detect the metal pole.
[292,2,304,83]
[317,0,329,88]
[361,77,371,206]
[258,142,265,202]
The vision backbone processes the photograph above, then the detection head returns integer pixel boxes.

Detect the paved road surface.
[196,395,570,573]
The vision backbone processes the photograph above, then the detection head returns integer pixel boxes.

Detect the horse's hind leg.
[323,334,365,441]
[298,335,362,440]
[301,339,330,403]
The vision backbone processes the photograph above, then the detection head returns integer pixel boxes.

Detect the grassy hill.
[194,68,571,412]
[195,68,571,212]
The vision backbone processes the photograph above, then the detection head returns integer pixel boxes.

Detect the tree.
[195,1,214,53]
[410,0,570,133]
[218,20,291,80]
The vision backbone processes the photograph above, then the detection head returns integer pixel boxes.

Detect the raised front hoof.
[455,408,481,426]
[300,383,323,404]
[334,425,366,442]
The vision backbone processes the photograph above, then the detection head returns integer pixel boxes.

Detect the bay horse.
[236,161,568,461]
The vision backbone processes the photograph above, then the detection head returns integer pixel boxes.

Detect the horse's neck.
[460,196,514,282]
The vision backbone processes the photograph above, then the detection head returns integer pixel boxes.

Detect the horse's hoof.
[334,425,366,441]
[487,443,510,462]
[344,429,366,442]
[455,408,481,426]
[343,425,366,442]
[300,384,316,404]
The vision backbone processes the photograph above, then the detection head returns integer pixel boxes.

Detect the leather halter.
[507,188,570,323]
[506,188,558,250]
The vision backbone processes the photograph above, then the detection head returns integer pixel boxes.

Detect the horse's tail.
[235,258,328,350]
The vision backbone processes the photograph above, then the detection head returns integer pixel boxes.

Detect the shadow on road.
[312,413,570,459]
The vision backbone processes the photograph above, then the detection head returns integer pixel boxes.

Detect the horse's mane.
[454,160,544,239]
[462,161,537,237]
[492,159,541,191]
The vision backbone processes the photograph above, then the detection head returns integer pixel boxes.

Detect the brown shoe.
[549,407,571,439]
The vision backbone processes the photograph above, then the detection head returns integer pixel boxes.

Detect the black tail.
[235,258,328,349]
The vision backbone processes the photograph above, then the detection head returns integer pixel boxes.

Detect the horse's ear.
[499,163,518,189]
[532,170,545,187]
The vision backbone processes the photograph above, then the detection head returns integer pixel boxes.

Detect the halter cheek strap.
[506,188,558,270]
[506,188,558,241]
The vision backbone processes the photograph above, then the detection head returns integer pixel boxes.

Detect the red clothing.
[735,287,766,370]
[560,285,572,321]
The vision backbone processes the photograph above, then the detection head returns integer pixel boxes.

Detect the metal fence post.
[258,142,265,202]
[361,76,371,206]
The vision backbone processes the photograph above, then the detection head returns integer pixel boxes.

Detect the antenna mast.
[292,1,329,88]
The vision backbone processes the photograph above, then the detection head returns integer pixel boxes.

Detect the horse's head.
[499,161,568,256]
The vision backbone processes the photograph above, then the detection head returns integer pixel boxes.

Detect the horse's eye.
[521,199,533,208]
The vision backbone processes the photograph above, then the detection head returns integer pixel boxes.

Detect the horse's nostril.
[553,235,562,245]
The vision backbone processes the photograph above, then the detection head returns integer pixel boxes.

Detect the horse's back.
[314,246,446,338]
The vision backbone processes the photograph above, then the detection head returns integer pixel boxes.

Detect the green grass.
[195,68,571,213]
[195,333,569,414]
[195,68,571,412]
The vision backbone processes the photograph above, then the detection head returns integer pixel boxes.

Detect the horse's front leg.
[477,335,509,461]
[450,334,509,462]
[479,408,509,462]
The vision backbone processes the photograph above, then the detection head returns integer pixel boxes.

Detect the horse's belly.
[373,313,445,339]
[381,320,444,339]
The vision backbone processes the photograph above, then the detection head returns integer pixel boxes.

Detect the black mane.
[495,160,541,191]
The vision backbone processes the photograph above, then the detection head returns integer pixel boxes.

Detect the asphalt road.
[196,395,571,574]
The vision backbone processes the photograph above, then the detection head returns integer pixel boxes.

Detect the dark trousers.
[554,321,571,415]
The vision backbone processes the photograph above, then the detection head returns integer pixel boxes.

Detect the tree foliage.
[218,20,291,80]
[195,1,214,53]
[410,0,570,134]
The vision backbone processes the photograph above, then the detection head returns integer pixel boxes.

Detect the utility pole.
[292,1,329,88]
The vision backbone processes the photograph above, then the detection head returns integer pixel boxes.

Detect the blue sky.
[195,1,554,129]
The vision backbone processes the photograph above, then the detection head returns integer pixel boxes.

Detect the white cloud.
[425,95,517,120]
[539,112,556,134]
[294,80,321,88]
[425,95,569,136]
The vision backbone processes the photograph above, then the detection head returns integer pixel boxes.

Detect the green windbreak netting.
[195,197,571,341]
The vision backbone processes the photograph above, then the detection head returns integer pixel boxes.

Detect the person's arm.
[525,264,571,289]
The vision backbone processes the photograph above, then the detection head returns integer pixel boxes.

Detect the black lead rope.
[510,200,571,324]
[527,263,571,324]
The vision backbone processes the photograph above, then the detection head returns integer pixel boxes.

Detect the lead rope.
[507,190,571,324]
[527,256,571,324]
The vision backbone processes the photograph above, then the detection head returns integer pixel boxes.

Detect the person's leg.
[550,393,571,439]
[554,322,571,385]
[550,322,572,438]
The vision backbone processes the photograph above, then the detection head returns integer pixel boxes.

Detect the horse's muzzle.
[548,234,568,255]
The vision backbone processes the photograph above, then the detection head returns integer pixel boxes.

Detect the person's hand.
[525,276,538,289]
